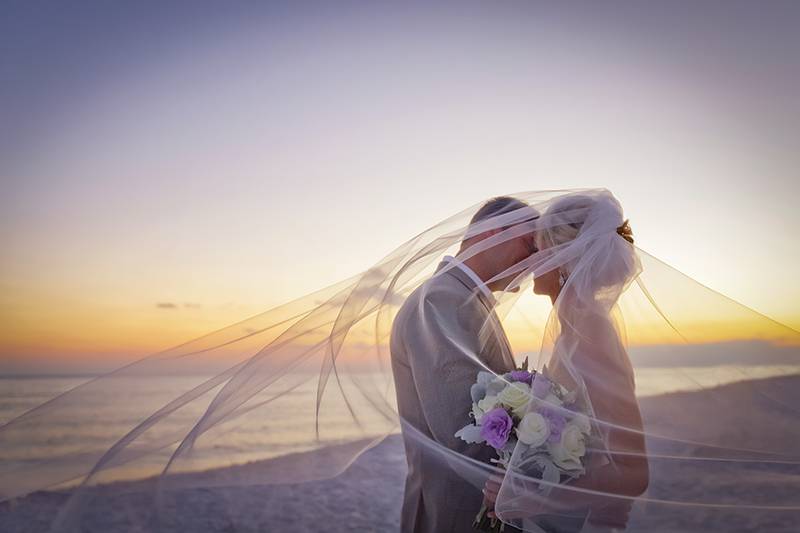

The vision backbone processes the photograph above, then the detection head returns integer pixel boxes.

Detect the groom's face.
[487,230,538,291]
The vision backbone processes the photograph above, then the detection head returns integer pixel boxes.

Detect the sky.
[1,1,799,372]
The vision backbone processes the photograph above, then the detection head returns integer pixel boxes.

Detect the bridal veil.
[1,189,798,532]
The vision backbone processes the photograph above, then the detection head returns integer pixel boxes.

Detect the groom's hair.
[469,196,536,228]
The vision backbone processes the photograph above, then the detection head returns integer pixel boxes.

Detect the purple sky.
[1,1,799,369]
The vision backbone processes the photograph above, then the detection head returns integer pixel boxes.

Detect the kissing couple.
[391,191,649,533]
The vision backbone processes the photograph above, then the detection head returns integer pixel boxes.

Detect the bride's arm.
[489,389,648,516]
[529,392,647,528]
[574,367,649,497]
[491,324,649,524]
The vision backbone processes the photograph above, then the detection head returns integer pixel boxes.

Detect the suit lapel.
[435,261,515,371]
[434,261,494,314]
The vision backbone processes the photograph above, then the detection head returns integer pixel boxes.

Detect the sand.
[1,375,798,532]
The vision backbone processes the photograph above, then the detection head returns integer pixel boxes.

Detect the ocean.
[1,364,798,486]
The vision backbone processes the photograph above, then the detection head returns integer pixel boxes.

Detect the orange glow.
[2,281,798,371]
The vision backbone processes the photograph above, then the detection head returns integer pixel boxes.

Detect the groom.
[390,197,539,532]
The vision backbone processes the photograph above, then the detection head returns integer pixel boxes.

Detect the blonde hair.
[537,195,595,250]
[537,194,636,290]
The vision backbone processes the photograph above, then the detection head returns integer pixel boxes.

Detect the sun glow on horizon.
[2,2,798,374]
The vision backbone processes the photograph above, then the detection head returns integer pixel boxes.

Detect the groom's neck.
[458,251,494,288]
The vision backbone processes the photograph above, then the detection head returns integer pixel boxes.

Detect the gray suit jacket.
[390,260,516,533]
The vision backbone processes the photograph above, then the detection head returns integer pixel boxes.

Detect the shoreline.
[2,374,798,532]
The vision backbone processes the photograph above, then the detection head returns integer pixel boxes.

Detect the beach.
[1,374,798,532]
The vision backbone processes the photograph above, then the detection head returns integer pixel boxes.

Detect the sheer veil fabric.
[1,189,798,532]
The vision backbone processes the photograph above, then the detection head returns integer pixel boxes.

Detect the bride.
[483,193,649,532]
[0,189,798,532]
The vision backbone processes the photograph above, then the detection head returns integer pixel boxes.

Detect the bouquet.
[455,358,593,532]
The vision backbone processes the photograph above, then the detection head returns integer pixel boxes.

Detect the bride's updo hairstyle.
[537,191,641,310]
[536,194,595,251]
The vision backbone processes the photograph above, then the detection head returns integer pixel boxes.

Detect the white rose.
[562,423,586,457]
[571,412,591,434]
[498,382,532,417]
[548,423,586,471]
[486,376,508,396]
[477,394,499,417]
[516,412,550,447]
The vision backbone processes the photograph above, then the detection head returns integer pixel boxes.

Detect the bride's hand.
[483,473,557,520]
[482,473,503,517]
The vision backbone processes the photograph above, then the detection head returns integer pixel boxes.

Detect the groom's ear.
[485,227,504,238]
[473,227,499,243]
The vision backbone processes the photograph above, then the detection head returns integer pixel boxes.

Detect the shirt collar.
[442,255,495,305]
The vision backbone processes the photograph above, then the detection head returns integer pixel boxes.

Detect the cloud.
[156,302,202,310]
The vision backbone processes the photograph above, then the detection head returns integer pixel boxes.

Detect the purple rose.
[531,375,551,399]
[539,406,567,443]
[480,408,514,450]
[509,370,533,385]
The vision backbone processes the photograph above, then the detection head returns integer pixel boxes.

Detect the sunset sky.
[1,1,799,373]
